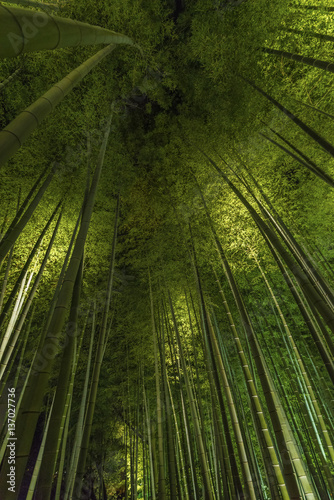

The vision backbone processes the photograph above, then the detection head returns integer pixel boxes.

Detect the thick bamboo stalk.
[0,5,134,58]
[0,45,116,168]
[35,256,83,499]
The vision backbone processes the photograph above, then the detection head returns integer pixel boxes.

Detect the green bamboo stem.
[0,112,111,497]
[54,394,72,500]
[255,256,334,464]
[0,212,62,381]
[160,312,178,498]
[201,151,334,336]
[26,394,55,500]
[168,292,215,500]
[262,233,334,384]
[206,289,257,499]
[262,47,334,73]
[0,4,135,58]
[64,305,95,500]
[240,75,334,159]
[195,175,314,498]
[260,131,334,188]
[0,168,56,263]
[0,66,21,91]
[143,381,156,500]
[148,273,166,500]
[0,246,14,314]
[0,45,116,168]
[0,199,60,340]
[35,256,83,500]
[73,191,119,498]
[166,375,189,500]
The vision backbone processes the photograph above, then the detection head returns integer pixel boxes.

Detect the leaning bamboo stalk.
[262,47,334,74]
[255,256,334,464]
[0,246,14,314]
[64,306,95,500]
[0,169,56,263]
[0,4,135,58]
[35,256,83,500]
[148,272,166,500]
[159,313,178,498]
[26,394,55,500]
[0,200,61,337]
[191,254,242,498]
[0,45,116,168]
[0,66,21,91]
[206,303,256,499]
[201,151,334,335]
[195,176,311,497]
[54,322,84,500]
[166,376,189,500]
[260,131,334,188]
[1,167,48,243]
[0,114,111,497]
[143,381,156,500]
[73,192,119,498]
[168,292,215,500]
[261,230,334,384]
[0,212,62,381]
[0,271,27,361]
[54,394,72,500]
[240,75,334,159]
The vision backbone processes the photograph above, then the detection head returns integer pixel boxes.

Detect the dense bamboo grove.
[0,0,334,498]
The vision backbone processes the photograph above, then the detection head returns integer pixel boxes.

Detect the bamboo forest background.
[1,0,334,498]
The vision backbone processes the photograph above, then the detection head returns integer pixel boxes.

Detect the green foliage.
[1,0,334,496]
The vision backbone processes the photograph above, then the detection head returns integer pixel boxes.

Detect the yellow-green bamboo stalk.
[0,4,134,58]
[206,306,256,500]
[0,44,116,168]
[26,394,55,500]
[0,212,62,381]
[0,113,111,498]
[255,256,334,465]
